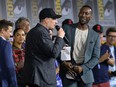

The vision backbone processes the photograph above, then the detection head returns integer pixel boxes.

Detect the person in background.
[62,19,73,27]
[0,19,18,87]
[15,17,30,49]
[49,30,63,87]
[15,17,30,35]
[61,0,71,16]
[55,60,63,87]
[21,8,65,87]
[92,24,115,87]
[60,5,100,87]
[109,70,116,76]
[105,27,116,87]
[12,28,26,87]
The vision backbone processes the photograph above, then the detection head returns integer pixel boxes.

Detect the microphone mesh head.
[55,25,60,31]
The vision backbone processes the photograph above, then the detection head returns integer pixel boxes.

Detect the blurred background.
[0,0,116,35]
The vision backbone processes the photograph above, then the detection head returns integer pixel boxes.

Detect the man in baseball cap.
[93,24,104,44]
[93,24,103,34]
[39,8,61,21]
[21,8,65,87]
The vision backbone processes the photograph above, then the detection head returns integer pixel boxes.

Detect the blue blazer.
[62,23,100,83]
[0,37,18,87]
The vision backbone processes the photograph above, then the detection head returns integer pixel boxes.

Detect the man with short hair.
[0,19,18,87]
[21,8,65,87]
[92,24,114,87]
[60,5,100,87]
[105,27,116,87]
[15,17,30,34]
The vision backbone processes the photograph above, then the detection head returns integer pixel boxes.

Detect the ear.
[44,18,48,23]
[1,28,5,34]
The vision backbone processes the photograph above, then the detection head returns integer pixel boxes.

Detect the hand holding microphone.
[55,25,69,44]
[55,25,65,39]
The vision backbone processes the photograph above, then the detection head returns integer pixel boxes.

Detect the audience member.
[15,17,30,49]
[109,70,116,76]
[62,19,73,27]
[49,30,63,87]
[92,24,114,87]
[61,5,100,87]
[21,8,65,87]
[15,17,30,35]
[105,27,116,87]
[12,28,26,87]
[55,60,63,87]
[0,19,18,87]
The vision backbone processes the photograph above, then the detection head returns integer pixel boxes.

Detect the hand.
[56,67,59,74]
[73,66,83,74]
[108,70,113,77]
[62,61,73,70]
[99,50,110,63]
[67,70,77,79]
[57,28,65,38]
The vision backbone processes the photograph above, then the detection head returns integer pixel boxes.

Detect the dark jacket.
[21,24,64,87]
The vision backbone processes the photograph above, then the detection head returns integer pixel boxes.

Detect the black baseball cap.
[62,19,73,26]
[39,8,62,20]
[93,24,103,33]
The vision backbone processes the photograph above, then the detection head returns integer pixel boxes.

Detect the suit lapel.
[70,24,92,53]
[70,23,77,48]
[85,28,92,52]
[71,27,76,48]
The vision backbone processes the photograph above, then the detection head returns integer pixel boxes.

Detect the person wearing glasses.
[105,27,116,87]
[92,24,114,87]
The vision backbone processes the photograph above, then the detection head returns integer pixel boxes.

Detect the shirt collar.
[0,36,6,40]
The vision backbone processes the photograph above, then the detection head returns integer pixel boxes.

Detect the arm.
[80,34,100,74]
[3,42,18,87]
[110,71,116,76]
[99,45,115,66]
[99,51,115,66]
[37,28,65,58]
[106,58,115,66]
[99,50,109,63]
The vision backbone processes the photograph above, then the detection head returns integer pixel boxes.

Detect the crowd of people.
[0,5,116,87]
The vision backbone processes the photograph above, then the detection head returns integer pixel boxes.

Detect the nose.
[82,13,86,17]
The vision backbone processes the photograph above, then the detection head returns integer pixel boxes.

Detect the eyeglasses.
[108,35,116,38]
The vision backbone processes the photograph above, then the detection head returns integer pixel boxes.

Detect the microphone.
[55,25,69,44]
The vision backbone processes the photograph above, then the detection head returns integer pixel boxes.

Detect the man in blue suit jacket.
[60,5,100,87]
[0,20,18,87]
